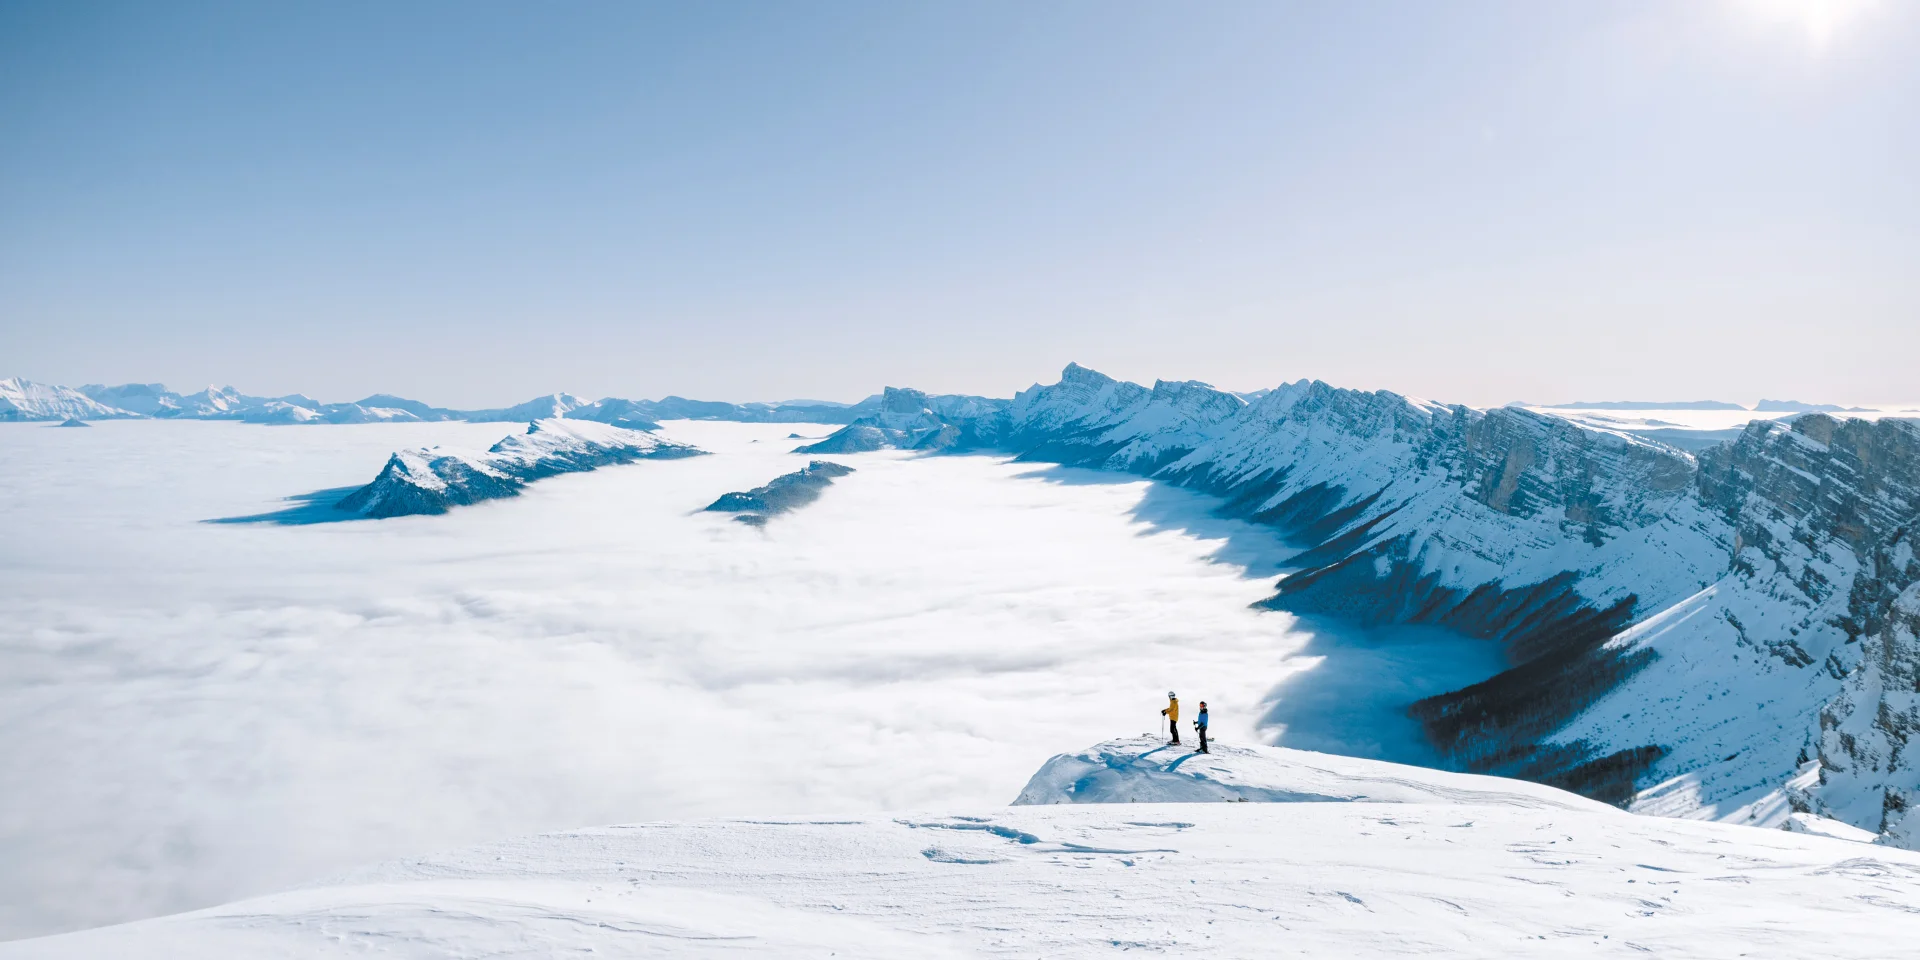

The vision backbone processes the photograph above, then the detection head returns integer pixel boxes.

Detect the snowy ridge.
[335,419,704,518]
[7,741,1919,958]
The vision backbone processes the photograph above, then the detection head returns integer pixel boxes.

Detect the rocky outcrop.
[704,461,854,525]
[335,419,703,518]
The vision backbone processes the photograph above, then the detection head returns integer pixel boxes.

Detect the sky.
[1,1,1915,408]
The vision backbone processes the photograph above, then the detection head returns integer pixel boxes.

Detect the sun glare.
[1738,0,1882,52]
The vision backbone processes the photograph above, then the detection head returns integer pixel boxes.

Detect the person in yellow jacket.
[1161,692,1180,745]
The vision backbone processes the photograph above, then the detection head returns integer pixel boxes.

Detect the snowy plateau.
[3,364,1920,956]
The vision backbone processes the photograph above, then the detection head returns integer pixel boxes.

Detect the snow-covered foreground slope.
[8,741,1917,959]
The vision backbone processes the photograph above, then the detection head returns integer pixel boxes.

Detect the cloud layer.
[0,419,1497,938]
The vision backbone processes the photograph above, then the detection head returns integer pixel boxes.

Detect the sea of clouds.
[0,419,1503,939]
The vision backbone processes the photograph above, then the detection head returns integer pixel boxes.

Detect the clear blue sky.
[2,1,1914,407]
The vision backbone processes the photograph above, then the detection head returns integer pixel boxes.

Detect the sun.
[1737,0,1882,52]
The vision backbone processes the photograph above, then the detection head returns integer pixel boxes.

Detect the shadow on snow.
[1006,460,1507,770]
[1252,616,1507,769]
[204,486,368,525]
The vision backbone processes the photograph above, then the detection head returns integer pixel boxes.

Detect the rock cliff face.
[877,364,1920,845]
[1812,581,1920,847]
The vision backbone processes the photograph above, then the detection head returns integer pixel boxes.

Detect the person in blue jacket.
[1193,701,1210,754]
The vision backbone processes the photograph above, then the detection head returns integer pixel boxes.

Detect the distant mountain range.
[1548,400,1751,411]
[1754,399,1877,413]
[1537,399,1876,413]
[6,376,1884,426]
[0,377,883,426]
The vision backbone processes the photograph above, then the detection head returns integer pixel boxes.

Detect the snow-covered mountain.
[796,386,1012,453]
[640,394,884,424]
[76,382,285,419]
[74,382,186,416]
[6,738,1915,958]
[0,378,139,421]
[801,364,1920,848]
[562,397,664,430]
[335,419,704,518]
